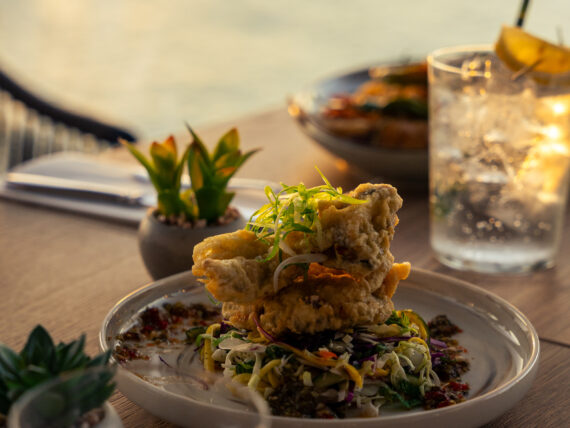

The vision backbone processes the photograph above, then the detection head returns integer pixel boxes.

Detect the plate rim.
[100,267,540,426]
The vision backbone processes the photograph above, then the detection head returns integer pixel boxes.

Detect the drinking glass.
[7,367,121,428]
[428,45,570,273]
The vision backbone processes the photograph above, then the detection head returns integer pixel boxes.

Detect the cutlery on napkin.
[0,153,278,225]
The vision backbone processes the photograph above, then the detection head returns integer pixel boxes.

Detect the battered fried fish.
[223,262,410,336]
[193,183,402,304]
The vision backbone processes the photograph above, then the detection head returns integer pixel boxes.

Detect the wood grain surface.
[1,108,569,427]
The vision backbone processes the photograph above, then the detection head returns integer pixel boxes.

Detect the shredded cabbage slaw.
[191,310,468,418]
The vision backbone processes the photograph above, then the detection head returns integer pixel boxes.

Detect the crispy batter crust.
[193,183,402,302]
[192,229,304,303]
[192,183,407,337]
[223,263,410,336]
[307,182,402,278]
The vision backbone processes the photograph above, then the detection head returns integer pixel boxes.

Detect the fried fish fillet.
[222,262,411,336]
[192,183,402,304]
[288,182,402,277]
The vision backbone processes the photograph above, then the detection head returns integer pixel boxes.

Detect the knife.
[5,172,155,207]
[131,171,280,192]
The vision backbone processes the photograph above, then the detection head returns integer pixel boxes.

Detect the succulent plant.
[187,125,258,222]
[0,325,115,421]
[122,135,193,219]
[123,125,258,224]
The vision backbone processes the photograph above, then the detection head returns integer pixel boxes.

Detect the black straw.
[515,0,531,27]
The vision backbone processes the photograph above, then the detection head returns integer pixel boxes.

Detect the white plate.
[100,268,539,428]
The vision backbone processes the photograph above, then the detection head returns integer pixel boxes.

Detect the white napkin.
[0,152,271,225]
[0,153,153,225]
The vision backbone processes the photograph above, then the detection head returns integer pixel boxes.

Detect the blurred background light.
[0,0,567,140]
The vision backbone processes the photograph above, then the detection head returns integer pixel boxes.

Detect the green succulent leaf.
[21,325,55,367]
[124,124,258,223]
[13,365,51,390]
[0,325,115,417]
[150,140,176,171]
[174,145,191,191]
[180,189,198,220]
[123,135,194,219]
[213,128,239,161]
[195,187,235,223]
[0,345,24,383]
[53,335,90,373]
[188,141,206,191]
[120,139,161,190]
[214,152,240,171]
[86,350,111,369]
[157,189,184,218]
[185,126,259,221]
[186,124,213,171]
[0,388,11,415]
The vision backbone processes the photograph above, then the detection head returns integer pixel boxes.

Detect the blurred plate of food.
[288,60,428,185]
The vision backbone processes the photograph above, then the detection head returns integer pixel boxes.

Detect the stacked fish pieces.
[192,183,410,337]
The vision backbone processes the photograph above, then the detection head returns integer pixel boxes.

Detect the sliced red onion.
[358,355,376,364]
[253,314,277,342]
[159,355,173,368]
[378,336,411,343]
[273,253,327,291]
[430,338,448,348]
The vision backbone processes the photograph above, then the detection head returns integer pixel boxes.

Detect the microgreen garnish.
[246,168,366,261]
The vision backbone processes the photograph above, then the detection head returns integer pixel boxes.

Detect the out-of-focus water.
[0,0,567,140]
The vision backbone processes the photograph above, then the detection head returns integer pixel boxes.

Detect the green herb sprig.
[246,168,366,261]
[0,325,114,418]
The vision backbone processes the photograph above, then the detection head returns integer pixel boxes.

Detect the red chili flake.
[140,307,168,333]
[118,330,140,342]
[449,381,469,391]
[113,344,148,363]
[425,389,446,400]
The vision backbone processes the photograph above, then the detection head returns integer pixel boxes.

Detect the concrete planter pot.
[95,402,123,428]
[138,208,246,280]
[8,401,122,428]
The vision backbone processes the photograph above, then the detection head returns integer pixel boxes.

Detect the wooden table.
[1,108,569,427]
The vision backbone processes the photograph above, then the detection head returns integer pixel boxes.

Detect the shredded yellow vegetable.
[248,373,261,389]
[233,373,252,384]
[343,363,363,389]
[267,370,280,388]
[247,331,270,343]
[259,359,282,379]
[408,336,430,350]
[202,323,220,372]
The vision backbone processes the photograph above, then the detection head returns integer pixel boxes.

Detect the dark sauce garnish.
[426,314,470,409]
[113,302,221,362]
[112,304,470,414]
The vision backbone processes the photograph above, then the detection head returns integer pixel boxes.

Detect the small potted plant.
[0,326,120,428]
[123,125,258,280]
